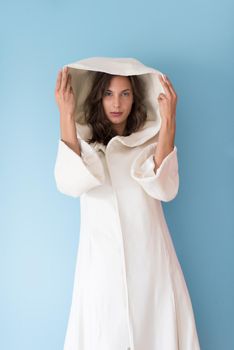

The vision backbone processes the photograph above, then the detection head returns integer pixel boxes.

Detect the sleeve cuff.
[130,143,179,202]
[54,139,105,198]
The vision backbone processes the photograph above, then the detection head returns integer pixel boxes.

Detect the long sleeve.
[54,138,105,198]
[130,142,179,202]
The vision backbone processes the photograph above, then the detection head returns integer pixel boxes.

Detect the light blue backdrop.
[1,0,233,349]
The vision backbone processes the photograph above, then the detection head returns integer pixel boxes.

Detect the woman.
[54,57,201,350]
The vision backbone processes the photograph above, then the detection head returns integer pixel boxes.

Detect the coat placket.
[105,141,135,350]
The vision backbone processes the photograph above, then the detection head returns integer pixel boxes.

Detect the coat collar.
[76,120,161,151]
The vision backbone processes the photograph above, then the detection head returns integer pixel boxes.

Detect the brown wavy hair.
[83,72,148,146]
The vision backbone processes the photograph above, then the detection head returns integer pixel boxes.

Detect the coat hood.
[63,57,166,148]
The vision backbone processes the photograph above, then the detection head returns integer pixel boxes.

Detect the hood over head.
[63,57,166,148]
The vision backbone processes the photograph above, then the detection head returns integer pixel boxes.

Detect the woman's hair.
[83,72,148,146]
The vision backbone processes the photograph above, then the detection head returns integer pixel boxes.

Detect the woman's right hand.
[54,66,76,119]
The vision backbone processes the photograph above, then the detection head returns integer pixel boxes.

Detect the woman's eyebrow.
[106,88,131,92]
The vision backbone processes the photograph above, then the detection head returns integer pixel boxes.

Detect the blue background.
[1,0,233,349]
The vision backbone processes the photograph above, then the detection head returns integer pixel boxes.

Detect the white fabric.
[54,56,201,350]
[131,142,179,202]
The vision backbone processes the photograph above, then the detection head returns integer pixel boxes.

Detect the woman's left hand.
[158,74,178,123]
[153,74,178,171]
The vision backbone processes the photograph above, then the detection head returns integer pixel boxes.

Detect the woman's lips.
[110,112,122,117]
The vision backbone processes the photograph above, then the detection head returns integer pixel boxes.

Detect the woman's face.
[102,75,134,135]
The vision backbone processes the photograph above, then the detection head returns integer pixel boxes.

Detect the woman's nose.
[113,96,120,108]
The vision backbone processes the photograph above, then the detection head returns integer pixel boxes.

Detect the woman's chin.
[107,115,127,124]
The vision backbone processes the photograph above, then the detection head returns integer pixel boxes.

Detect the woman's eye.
[122,92,130,96]
[104,91,111,96]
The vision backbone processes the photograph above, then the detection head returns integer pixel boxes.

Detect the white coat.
[54,57,201,350]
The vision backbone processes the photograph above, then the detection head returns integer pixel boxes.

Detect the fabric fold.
[54,139,105,198]
[130,142,179,202]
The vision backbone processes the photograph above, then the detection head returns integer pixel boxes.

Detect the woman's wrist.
[60,112,75,122]
[160,117,176,133]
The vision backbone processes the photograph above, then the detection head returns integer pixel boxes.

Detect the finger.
[159,74,172,99]
[55,69,62,91]
[158,93,167,101]
[69,76,74,93]
[64,73,70,91]
[161,75,177,100]
[65,74,73,92]
[61,66,69,92]
[163,75,177,98]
